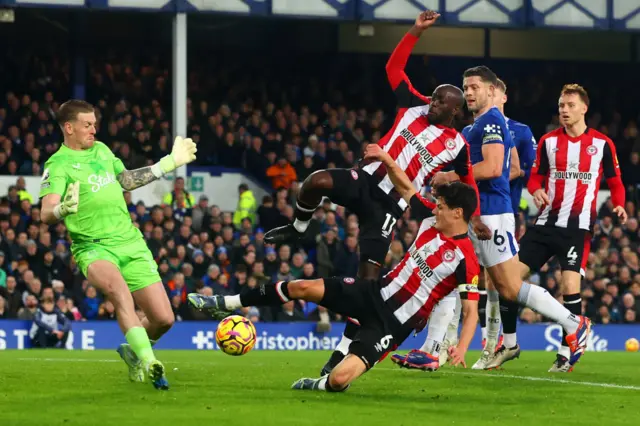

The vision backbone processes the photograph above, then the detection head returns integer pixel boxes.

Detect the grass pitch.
[1,350,638,426]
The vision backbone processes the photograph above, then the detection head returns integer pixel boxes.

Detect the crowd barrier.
[1,320,636,351]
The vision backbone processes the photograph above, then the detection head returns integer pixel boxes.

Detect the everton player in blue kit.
[391,65,591,373]
[479,78,537,368]
[495,79,537,235]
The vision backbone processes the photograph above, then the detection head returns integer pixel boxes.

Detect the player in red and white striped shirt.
[518,84,627,372]
[263,10,489,375]
[188,146,482,392]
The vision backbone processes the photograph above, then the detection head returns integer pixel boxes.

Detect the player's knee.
[328,369,351,391]
[155,311,175,332]
[287,279,316,299]
[305,170,333,192]
[498,284,519,302]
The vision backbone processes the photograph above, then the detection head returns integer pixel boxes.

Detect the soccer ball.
[625,338,639,352]
[215,315,257,356]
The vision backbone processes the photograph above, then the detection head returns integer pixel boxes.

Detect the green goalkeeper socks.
[125,327,156,365]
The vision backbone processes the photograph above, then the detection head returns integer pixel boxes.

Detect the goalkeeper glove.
[53,181,79,220]
[151,136,197,178]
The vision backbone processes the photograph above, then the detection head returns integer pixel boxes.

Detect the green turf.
[1,350,638,426]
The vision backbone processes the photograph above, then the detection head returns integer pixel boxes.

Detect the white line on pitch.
[378,367,640,390]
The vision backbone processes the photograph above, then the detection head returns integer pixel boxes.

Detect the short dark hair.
[462,66,498,86]
[57,100,94,128]
[239,183,249,192]
[434,181,478,223]
[561,84,590,106]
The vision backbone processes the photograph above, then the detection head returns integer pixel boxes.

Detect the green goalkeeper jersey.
[39,141,142,245]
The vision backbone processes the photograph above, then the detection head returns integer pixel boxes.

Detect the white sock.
[335,335,352,355]
[486,290,501,349]
[319,310,330,323]
[444,293,462,342]
[420,295,456,354]
[481,328,487,341]
[516,283,580,333]
[224,295,242,310]
[317,376,328,391]
[558,345,571,358]
[293,218,309,233]
[293,202,318,233]
[503,333,517,348]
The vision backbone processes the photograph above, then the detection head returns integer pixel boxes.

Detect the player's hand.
[471,216,491,240]
[54,181,79,219]
[532,189,550,209]
[159,136,198,174]
[447,346,467,368]
[363,144,392,165]
[613,206,628,225]
[415,10,440,29]
[430,171,458,187]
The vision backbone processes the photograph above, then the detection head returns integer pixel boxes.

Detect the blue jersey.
[506,117,536,214]
[462,107,513,215]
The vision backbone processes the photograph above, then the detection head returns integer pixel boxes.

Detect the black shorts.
[321,277,412,370]
[327,168,402,267]
[519,225,591,276]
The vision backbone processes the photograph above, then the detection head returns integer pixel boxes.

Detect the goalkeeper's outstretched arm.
[41,181,80,224]
[116,136,197,191]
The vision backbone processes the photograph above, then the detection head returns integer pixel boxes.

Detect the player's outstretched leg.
[321,261,381,376]
[264,170,333,244]
[86,260,168,390]
[188,277,349,319]
[292,354,366,392]
[488,258,591,371]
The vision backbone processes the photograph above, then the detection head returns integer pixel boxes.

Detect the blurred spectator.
[29,291,71,348]
[233,184,257,228]
[266,157,297,190]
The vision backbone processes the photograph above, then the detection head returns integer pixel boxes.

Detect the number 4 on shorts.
[567,245,578,265]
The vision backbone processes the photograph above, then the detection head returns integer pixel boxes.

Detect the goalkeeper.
[39,100,197,390]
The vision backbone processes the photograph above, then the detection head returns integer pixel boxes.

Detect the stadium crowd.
[1,50,640,328]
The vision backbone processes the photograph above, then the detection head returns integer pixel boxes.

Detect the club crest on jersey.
[445,138,456,150]
[343,278,355,284]
[350,170,358,180]
[442,250,456,262]
[472,275,479,285]
[586,145,598,156]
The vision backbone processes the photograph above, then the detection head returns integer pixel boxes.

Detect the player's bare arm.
[41,193,62,224]
[117,167,159,191]
[448,298,478,367]
[364,144,416,202]
[473,144,504,180]
[509,146,522,181]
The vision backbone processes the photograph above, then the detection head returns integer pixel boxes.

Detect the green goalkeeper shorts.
[72,237,161,293]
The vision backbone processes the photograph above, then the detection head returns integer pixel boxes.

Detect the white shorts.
[469,213,519,268]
